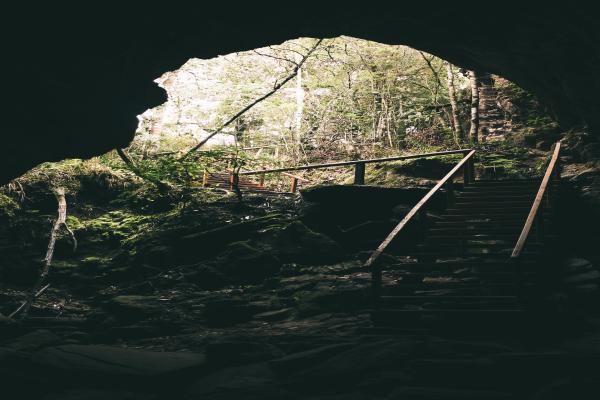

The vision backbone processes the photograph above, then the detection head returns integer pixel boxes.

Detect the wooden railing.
[238,149,474,192]
[511,141,562,258]
[363,150,477,304]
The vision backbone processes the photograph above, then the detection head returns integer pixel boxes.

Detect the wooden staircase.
[368,144,563,334]
[371,179,554,332]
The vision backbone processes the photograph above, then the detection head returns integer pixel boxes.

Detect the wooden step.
[382,281,528,291]
[472,179,541,185]
[426,232,521,239]
[462,185,547,192]
[456,193,536,198]
[371,309,527,327]
[450,201,535,208]
[427,227,524,235]
[435,215,534,222]
[385,260,535,269]
[401,252,540,261]
[380,295,519,303]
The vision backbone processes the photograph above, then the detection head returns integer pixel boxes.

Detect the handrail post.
[290,176,299,193]
[354,162,366,185]
[202,169,209,187]
[259,169,265,188]
[445,176,455,207]
[462,150,471,186]
[229,172,239,191]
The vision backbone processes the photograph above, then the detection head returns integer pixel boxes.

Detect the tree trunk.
[468,70,480,144]
[295,60,304,162]
[445,61,463,144]
[10,188,76,319]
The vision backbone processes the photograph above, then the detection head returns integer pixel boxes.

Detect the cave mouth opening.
[131,34,547,171]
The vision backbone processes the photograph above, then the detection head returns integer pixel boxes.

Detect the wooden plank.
[239,149,471,175]
[511,142,561,258]
[281,171,310,182]
[363,150,476,268]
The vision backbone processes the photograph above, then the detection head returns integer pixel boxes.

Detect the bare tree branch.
[182,38,324,158]
[252,49,297,66]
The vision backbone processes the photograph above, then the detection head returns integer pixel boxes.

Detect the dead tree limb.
[10,188,75,319]
[116,148,170,191]
[182,38,324,159]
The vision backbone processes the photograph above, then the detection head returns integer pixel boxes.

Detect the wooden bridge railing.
[511,141,562,258]
[362,149,477,306]
[238,149,474,193]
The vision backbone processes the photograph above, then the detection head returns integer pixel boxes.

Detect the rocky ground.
[1,140,600,399]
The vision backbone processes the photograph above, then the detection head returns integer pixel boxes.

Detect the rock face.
[2,5,600,184]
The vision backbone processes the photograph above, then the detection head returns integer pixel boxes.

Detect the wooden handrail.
[281,171,310,182]
[511,141,562,258]
[239,149,471,175]
[364,149,476,268]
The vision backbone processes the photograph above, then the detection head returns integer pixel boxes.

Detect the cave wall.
[2,4,599,184]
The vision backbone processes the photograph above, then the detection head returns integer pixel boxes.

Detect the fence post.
[354,162,366,185]
[259,168,265,188]
[463,161,470,186]
[469,155,476,182]
[290,177,299,193]
[229,172,239,191]
[445,176,455,206]
[202,170,209,187]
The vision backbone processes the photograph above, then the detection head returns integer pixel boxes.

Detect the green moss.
[51,259,80,269]
[80,255,113,268]
[65,215,84,230]
[0,193,19,217]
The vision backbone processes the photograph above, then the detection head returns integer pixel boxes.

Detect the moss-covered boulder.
[266,220,344,265]
[212,241,281,284]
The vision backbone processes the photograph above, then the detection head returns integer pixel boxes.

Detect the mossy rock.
[213,241,281,283]
[267,221,344,265]
[0,194,20,218]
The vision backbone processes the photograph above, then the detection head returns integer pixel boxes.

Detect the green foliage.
[134,36,471,172]
[0,193,19,217]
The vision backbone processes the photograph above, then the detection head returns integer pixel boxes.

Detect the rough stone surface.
[3,5,600,184]
[32,344,206,377]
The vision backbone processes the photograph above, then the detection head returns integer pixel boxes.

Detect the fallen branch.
[116,148,170,191]
[182,38,324,159]
[9,284,50,318]
[10,188,76,319]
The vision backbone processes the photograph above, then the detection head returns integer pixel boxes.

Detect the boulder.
[301,185,434,208]
[213,241,281,283]
[41,389,155,400]
[32,344,207,380]
[286,338,420,392]
[205,339,285,367]
[203,298,266,327]
[103,295,162,323]
[184,264,230,289]
[186,362,296,400]
[5,329,62,351]
[268,221,344,264]
[270,343,354,376]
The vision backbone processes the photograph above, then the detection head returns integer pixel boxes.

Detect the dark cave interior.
[2,4,600,400]
[2,4,600,183]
